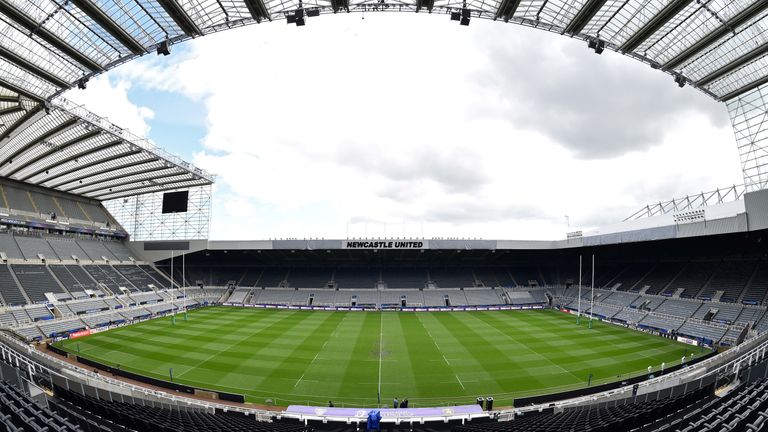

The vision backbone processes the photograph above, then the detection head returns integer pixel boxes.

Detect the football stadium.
[2,0,768,432]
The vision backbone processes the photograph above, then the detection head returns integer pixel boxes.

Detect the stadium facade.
[1,0,768,431]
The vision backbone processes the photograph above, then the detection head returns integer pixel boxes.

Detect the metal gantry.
[104,184,212,240]
[624,184,746,221]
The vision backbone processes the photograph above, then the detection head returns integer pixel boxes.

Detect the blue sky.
[65,14,743,241]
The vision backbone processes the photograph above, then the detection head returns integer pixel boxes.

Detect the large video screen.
[161,191,189,214]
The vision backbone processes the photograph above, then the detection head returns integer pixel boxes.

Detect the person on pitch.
[393,396,399,409]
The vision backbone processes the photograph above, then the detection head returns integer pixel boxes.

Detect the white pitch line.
[442,354,451,366]
[294,373,305,388]
[455,374,465,390]
[378,311,384,401]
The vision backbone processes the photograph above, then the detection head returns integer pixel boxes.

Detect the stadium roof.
[0,0,766,102]
[0,87,214,201]
[2,0,768,196]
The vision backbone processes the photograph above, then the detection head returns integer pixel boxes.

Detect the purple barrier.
[285,404,483,419]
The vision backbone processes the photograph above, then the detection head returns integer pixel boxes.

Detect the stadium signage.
[344,240,425,249]
[677,336,699,346]
[69,329,91,339]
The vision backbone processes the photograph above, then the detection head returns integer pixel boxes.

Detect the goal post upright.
[171,250,176,326]
[589,254,594,329]
[577,255,582,325]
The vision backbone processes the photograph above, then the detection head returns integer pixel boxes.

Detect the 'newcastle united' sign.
[344,240,426,249]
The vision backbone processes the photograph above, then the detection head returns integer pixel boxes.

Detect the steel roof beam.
[0,1,102,72]
[0,105,23,116]
[620,0,693,53]
[718,75,768,102]
[564,0,607,35]
[0,76,44,102]
[0,117,79,167]
[155,0,202,36]
[44,149,149,187]
[89,175,193,199]
[0,105,45,144]
[243,0,271,23]
[76,170,185,195]
[29,139,125,183]
[664,1,768,71]
[96,181,204,201]
[495,0,522,22]
[0,45,71,88]
[0,94,19,103]
[4,129,102,178]
[65,163,167,192]
[697,44,768,88]
[69,0,145,55]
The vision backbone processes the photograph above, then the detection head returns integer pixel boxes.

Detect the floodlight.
[157,40,171,56]
[77,77,88,90]
[307,8,320,17]
[461,8,470,18]
[296,8,305,18]
[450,11,461,20]
[595,40,605,54]
[296,16,306,26]
[460,16,470,25]
[674,74,685,88]
[287,14,297,23]
[588,40,597,50]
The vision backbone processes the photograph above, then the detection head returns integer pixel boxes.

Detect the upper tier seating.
[638,262,683,295]
[47,237,86,260]
[78,241,118,262]
[664,262,715,298]
[742,261,768,305]
[333,268,379,289]
[610,263,652,291]
[15,235,58,261]
[698,261,755,302]
[83,265,135,293]
[287,268,332,288]
[475,268,514,287]
[114,266,157,292]
[430,268,476,288]
[0,264,27,305]
[11,264,65,303]
[384,269,427,289]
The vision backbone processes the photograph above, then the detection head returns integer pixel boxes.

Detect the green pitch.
[54,307,703,407]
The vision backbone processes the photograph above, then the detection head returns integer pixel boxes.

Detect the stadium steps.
[4,263,31,305]
[76,202,93,223]
[45,264,74,298]
[52,196,67,219]
[738,263,762,304]
[0,184,8,209]
[25,190,39,214]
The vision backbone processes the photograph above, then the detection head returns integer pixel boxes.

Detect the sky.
[64,13,743,241]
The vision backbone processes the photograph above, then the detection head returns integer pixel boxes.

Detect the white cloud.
[65,75,155,137]
[90,14,743,240]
